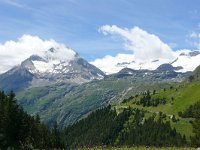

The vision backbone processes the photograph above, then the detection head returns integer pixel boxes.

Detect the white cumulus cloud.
[91,25,176,74]
[0,35,75,73]
[99,25,175,61]
[91,25,200,74]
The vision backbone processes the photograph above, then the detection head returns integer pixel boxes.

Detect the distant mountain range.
[1,47,198,92]
[15,65,191,128]
[91,50,200,74]
[0,46,197,128]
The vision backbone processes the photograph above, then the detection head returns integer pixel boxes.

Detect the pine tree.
[0,91,64,149]
[191,109,200,147]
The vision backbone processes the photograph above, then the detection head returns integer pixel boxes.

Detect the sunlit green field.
[121,81,200,115]
[119,81,200,140]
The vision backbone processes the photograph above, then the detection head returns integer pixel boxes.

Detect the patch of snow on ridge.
[97,73,104,79]
[172,50,200,72]
[91,53,173,75]
[92,25,200,74]
[91,49,200,75]
[31,47,76,74]
[43,47,76,62]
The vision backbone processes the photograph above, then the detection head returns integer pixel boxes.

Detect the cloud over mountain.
[1,27,200,75]
[0,35,75,73]
[99,25,175,61]
[91,25,200,74]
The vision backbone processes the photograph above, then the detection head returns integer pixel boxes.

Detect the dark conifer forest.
[0,91,64,149]
[1,90,200,149]
[64,106,186,149]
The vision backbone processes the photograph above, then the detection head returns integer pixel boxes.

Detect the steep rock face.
[0,66,33,91]
[0,47,105,91]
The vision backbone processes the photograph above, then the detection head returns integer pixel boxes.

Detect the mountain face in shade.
[108,64,189,80]
[0,47,105,92]
[156,64,183,72]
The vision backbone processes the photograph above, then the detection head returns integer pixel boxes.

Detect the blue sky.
[0,0,200,61]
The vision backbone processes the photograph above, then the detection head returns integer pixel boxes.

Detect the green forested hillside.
[121,81,200,113]
[61,79,200,149]
[16,76,175,128]
[1,73,200,149]
[120,81,200,140]
[64,106,186,149]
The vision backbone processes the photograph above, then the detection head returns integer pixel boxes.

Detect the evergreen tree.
[179,101,200,118]
[0,91,64,149]
[191,109,200,147]
[51,121,64,148]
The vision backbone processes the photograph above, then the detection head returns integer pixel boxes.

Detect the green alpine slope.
[120,80,200,139]
[62,79,200,149]
[16,72,177,128]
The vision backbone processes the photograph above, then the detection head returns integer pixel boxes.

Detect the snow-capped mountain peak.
[21,46,105,80]
[91,50,200,74]
[42,47,76,62]
[24,47,77,74]
[0,47,105,91]
[172,50,200,72]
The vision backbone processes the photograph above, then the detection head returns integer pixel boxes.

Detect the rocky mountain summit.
[0,47,105,91]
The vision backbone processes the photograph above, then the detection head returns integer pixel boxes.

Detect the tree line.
[178,101,200,118]
[0,91,64,149]
[178,101,200,147]
[135,90,167,107]
[64,106,186,149]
